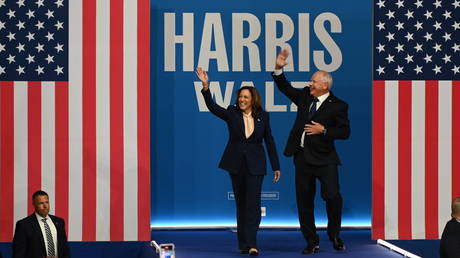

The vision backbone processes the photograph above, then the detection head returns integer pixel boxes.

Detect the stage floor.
[0,229,440,257]
[151,229,439,257]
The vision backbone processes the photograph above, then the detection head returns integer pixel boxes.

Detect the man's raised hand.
[275,49,290,70]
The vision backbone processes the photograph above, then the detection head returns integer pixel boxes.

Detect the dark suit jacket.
[202,88,280,175]
[440,218,460,258]
[13,214,70,258]
[272,73,350,165]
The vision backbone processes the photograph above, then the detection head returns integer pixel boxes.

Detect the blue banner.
[151,0,372,227]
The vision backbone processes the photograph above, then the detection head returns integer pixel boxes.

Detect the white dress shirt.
[300,92,329,147]
[35,213,58,257]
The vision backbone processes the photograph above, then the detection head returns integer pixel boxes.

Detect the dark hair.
[32,190,48,201]
[235,86,263,116]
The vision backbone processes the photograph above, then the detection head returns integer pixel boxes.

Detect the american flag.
[372,0,460,239]
[0,0,150,241]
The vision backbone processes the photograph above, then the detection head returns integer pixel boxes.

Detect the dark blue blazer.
[202,89,280,175]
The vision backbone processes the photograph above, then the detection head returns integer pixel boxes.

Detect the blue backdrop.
[151,0,372,227]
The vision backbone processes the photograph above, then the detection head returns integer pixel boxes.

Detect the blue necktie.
[308,98,319,120]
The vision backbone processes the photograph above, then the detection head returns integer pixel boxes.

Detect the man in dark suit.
[272,49,350,254]
[440,197,460,258]
[13,190,70,258]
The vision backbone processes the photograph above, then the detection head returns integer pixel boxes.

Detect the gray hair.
[317,70,333,89]
[452,197,460,217]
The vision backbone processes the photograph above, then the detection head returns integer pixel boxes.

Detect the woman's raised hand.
[195,67,209,90]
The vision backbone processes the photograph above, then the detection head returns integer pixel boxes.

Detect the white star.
[453,0,460,8]
[0,43,5,52]
[423,32,432,41]
[54,65,64,75]
[433,43,442,52]
[54,21,64,30]
[6,32,16,41]
[414,65,423,74]
[452,21,460,30]
[376,65,385,75]
[16,65,25,75]
[55,0,64,7]
[45,32,54,41]
[433,21,442,30]
[35,20,44,30]
[395,65,404,74]
[45,9,54,19]
[404,32,414,41]
[386,10,395,19]
[35,0,44,8]
[26,9,35,19]
[16,0,25,7]
[414,0,423,8]
[433,65,442,74]
[55,43,64,52]
[376,21,385,31]
[376,0,385,8]
[0,0,5,7]
[442,54,451,63]
[442,32,451,41]
[404,54,413,63]
[395,21,405,30]
[7,54,16,64]
[0,66,5,75]
[26,54,35,64]
[16,20,25,30]
[405,10,414,19]
[35,43,44,52]
[385,54,395,63]
[16,43,25,52]
[442,10,451,19]
[424,10,433,19]
[424,54,432,63]
[414,43,423,52]
[7,9,16,19]
[25,32,35,41]
[433,0,442,8]
[395,0,404,8]
[376,43,385,53]
[452,43,460,52]
[35,66,44,75]
[395,43,405,52]
[452,66,460,75]
[45,54,55,64]
[385,32,395,41]
[0,21,5,30]
[414,21,423,30]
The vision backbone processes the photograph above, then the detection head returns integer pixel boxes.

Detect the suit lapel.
[312,93,334,119]
[31,215,47,255]
[237,111,246,137]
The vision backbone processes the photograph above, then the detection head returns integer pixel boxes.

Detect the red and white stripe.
[372,80,460,240]
[0,0,150,242]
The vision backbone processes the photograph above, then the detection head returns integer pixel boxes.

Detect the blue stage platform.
[0,229,440,257]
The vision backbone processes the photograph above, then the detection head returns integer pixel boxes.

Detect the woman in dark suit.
[196,67,281,256]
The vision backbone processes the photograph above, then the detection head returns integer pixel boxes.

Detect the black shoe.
[331,237,345,251]
[249,248,259,256]
[302,243,319,254]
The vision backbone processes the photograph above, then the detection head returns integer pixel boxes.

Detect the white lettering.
[198,13,230,71]
[232,13,261,72]
[164,13,194,71]
[313,12,342,72]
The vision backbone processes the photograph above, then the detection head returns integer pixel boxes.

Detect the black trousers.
[294,149,343,244]
[230,159,264,249]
